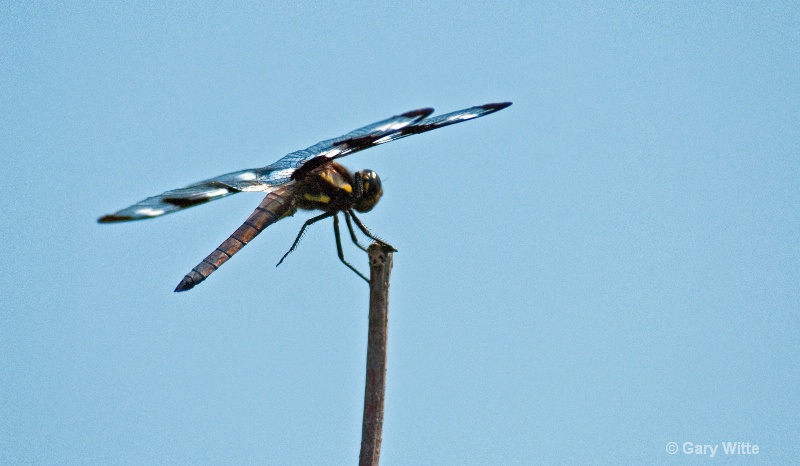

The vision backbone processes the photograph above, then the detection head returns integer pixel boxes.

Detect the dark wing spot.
[98,214,134,223]
[330,108,436,152]
[164,183,237,208]
[335,134,382,151]
[292,155,332,180]
[401,107,434,119]
[163,196,213,208]
[395,123,434,136]
[482,102,512,112]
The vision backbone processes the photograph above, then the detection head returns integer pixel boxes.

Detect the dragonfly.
[99,101,512,292]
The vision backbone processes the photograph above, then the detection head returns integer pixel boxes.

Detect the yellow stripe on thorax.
[319,172,352,193]
[303,193,331,203]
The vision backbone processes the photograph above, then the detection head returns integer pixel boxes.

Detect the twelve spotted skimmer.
[99,102,512,291]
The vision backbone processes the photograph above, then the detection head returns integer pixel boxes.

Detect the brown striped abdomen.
[174,187,297,292]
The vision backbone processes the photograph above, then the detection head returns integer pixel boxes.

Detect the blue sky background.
[2,2,798,464]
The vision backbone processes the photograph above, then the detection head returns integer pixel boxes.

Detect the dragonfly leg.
[344,211,369,252]
[348,210,397,251]
[334,214,369,283]
[277,212,333,267]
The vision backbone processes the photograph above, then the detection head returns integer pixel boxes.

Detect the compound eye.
[355,170,383,213]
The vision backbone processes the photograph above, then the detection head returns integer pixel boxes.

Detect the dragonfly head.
[353,169,383,213]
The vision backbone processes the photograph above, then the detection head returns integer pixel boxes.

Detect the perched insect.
[99,102,512,291]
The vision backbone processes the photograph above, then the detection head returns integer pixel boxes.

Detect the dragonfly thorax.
[294,162,382,214]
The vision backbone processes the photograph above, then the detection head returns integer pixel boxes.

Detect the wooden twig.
[359,242,394,466]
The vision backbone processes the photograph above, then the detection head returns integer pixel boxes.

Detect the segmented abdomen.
[174,187,297,292]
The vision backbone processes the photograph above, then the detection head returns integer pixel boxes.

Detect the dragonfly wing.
[99,108,436,223]
[99,102,511,223]
[249,103,511,182]
[250,107,436,185]
[342,102,513,151]
[97,168,274,223]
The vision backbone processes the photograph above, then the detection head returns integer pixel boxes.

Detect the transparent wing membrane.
[99,102,510,223]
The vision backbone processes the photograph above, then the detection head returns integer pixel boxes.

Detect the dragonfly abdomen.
[174,187,297,292]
